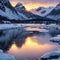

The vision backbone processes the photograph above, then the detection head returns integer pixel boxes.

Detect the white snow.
[47,14,60,20]
[55,4,60,10]
[50,35,60,44]
[41,51,60,60]
[0,49,15,60]
[5,7,20,20]
[0,7,20,20]
[31,7,54,17]
[50,36,60,41]
[17,11,28,20]
[15,3,24,10]
[47,3,60,20]
[0,24,22,30]
[0,6,28,20]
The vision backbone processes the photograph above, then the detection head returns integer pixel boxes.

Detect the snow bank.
[46,24,60,36]
[41,51,60,60]
[50,35,60,44]
[0,49,15,60]
[0,24,22,30]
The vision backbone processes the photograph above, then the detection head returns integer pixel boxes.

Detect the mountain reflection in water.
[8,37,58,60]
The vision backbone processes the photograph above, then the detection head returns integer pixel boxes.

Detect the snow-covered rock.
[0,49,15,60]
[46,24,60,36]
[50,35,60,44]
[0,24,21,30]
[41,51,60,60]
[0,0,29,20]
[0,0,41,21]
[15,3,25,11]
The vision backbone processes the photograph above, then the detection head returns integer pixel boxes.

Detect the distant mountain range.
[0,0,40,22]
[15,3,41,20]
[0,0,60,23]
[31,3,60,21]
[31,7,54,17]
[47,3,60,20]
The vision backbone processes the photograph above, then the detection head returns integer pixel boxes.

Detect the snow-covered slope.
[0,24,22,30]
[31,7,54,17]
[0,0,42,21]
[0,0,28,20]
[15,3,41,20]
[15,3,25,11]
[0,7,20,20]
[47,3,60,20]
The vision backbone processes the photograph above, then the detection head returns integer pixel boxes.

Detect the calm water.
[7,24,59,60]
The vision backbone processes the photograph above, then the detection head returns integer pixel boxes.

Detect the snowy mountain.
[15,3,41,20]
[0,0,42,22]
[31,7,54,17]
[15,3,25,12]
[0,0,29,21]
[0,0,57,23]
[47,3,60,20]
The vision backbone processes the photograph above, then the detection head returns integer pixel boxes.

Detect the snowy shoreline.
[0,24,60,60]
[0,49,15,60]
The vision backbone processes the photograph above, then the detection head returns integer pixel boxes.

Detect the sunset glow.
[10,1,17,7]
[10,1,57,11]
[9,37,56,58]
[24,3,48,11]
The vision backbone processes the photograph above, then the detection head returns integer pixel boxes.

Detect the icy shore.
[0,49,15,60]
[41,51,60,60]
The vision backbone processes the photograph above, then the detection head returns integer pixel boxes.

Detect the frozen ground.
[50,35,60,45]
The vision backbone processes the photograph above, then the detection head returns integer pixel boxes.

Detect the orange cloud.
[10,1,17,6]
[24,3,53,11]
[10,1,57,11]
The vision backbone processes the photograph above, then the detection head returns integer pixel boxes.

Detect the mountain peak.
[55,3,60,10]
[57,3,60,6]
[15,3,23,7]
[15,3,25,11]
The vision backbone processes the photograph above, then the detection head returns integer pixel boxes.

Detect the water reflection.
[8,37,58,60]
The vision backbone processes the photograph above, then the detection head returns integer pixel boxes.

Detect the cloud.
[10,0,60,4]
[10,0,60,10]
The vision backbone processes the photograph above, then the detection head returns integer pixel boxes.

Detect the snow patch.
[31,7,54,17]
[0,49,15,60]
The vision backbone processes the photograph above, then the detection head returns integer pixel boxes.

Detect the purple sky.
[10,0,60,10]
